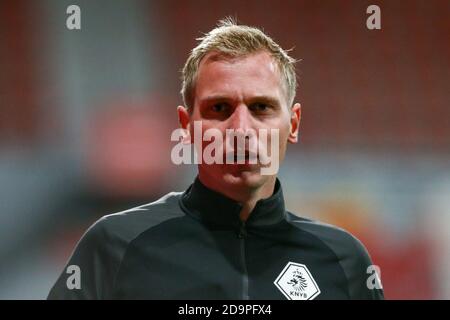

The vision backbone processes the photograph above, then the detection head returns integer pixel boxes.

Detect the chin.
[222,170,268,190]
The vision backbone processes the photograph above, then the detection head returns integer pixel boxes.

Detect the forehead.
[195,50,286,104]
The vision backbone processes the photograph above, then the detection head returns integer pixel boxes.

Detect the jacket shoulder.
[97,191,185,242]
[287,213,368,256]
[287,212,384,299]
[47,191,184,299]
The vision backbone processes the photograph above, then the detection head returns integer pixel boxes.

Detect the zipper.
[238,220,249,300]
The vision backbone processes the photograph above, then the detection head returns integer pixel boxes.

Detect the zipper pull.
[238,220,247,238]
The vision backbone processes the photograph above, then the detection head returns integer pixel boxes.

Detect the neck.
[198,172,277,222]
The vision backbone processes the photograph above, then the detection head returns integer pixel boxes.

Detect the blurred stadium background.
[0,0,449,299]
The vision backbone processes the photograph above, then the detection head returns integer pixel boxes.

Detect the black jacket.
[48,177,384,300]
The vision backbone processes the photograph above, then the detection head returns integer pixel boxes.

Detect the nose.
[226,104,254,153]
[228,104,252,131]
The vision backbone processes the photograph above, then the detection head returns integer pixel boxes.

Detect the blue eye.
[250,103,269,112]
[212,103,228,112]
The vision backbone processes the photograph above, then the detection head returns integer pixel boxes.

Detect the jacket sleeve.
[346,236,384,300]
[47,218,121,300]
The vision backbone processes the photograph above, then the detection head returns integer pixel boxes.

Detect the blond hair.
[181,17,298,110]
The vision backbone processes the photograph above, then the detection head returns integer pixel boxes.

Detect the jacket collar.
[180,176,286,228]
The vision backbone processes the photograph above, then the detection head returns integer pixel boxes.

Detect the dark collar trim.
[179,176,286,228]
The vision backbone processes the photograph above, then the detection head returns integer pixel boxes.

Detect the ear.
[177,105,192,143]
[288,103,301,143]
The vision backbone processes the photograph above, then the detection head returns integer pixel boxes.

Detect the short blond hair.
[181,17,298,110]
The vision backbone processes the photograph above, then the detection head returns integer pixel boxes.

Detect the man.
[48,18,383,300]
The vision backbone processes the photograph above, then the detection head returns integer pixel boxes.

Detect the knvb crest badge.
[274,262,320,300]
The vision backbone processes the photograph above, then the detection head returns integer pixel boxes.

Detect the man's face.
[178,50,301,191]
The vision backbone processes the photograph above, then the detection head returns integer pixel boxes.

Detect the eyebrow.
[248,95,281,107]
[199,95,231,105]
[200,95,281,107]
